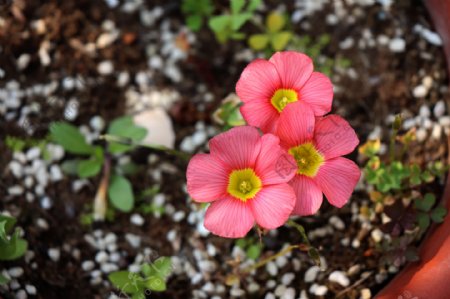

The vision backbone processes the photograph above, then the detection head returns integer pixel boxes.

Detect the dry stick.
[336,272,373,298]
[93,155,111,221]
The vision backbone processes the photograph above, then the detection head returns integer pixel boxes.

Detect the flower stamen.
[289,142,324,177]
[271,89,298,113]
[227,168,262,201]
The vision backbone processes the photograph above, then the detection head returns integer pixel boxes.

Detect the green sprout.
[181,0,214,31]
[108,257,172,299]
[50,116,147,220]
[248,11,292,53]
[208,0,261,43]
[0,214,28,285]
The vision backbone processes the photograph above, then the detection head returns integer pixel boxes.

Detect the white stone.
[25,284,37,295]
[180,136,195,152]
[310,284,328,296]
[192,130,207,146]
[82,260,95,271]
[96,32,119,49]
[389,38,406,52]
[276,255,288,268]
[47,144,64,161]
[125,233,141,248]
[26,147,41,161]
[371,228,383,243]
[281,287,296,299]
[360,288,372,299]
[8,185,24,196]
[413,85,428,98]
[264,293,276,299]
[9,267,24,277]
[109,252,120,263]
[281,272,295,285]
[130,214,145,226]
[439,116,450,127]
[97,60,114,75]
[329,270,350,287]
[248,282,260,293]
[266,261,278,276]
[173,211,185,222]
[299,290,308,299]
[9,160,23,178]
[95,251,109,264]
[90,116,105,132]
[329,216,345,230]
[274,285,287,297]
[117,72,130,87]
[416,128,428,142]
[50,165,63,181]
[133,108,175,149]
[432,124,442,140]
[17,54,31,70]
[40,196,52,209]
[36,218,49,230]
[48,248,60,262]
[339,37,354,50]
[419,105,431,118]
[101,263,119,273]
[304,266,320,283]
[434,101,446,118]
[16,290,27,299]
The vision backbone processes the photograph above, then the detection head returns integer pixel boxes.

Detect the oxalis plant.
[50,116,147,221]
[186,51,361,282]
[359,115,448,267]
[0,214,28,284]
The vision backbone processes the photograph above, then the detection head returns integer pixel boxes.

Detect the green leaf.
[417,213,430,230]
[50,122,93,155]
[247,0,262,11]
[108,271,144,294]
[186,15,202,31]
[246,244,261,260]
[0,273,9,285]
[107,116,147,154]
[231,0,245,14]
[270,31,292,51]
[0,215,16,234]
[108,175,134,212]
[5,136,26,152]
[231,12,252,30]
[77,158,102,178]
[209,15,230,33]
[267,12,285,33]
[0,221,7,242]
[431,206,447,223]
[146,275,166,292]
[61,160,80,175]
[152,257,172,278]
[248,34,269,50]
[0,229,27,261]
[415,193,436,212]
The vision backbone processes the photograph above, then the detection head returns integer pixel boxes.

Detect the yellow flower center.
[288,142,324,177]
[227,168,262,201]
[271,89,298,113]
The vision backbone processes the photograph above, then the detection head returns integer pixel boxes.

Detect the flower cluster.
[187,51,360,238]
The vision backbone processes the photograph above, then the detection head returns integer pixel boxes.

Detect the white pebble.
[419,105,431,118]
[82,260,95,271]
[192,130,207,146]
[329,216,345,230]
[9,267,24,278]
[281,287,296,299]
[17,54,31,70]
[48,248,60,262]
[274,285,287,297]
[130,214,145,226]
[276,256,288,268]
[371,228,383,243]
[109,252,120,263]
[230,288,245,297]
[434,101,446,118]
[310,284,328,296]
[9,161,23,178]
[40,196,52,209]
[50,165,63,181]
[329,270,350,287]
[36,218,49,230]
[101,263,119,273]
[97,60,114,75]
[90,116,105,132]
[25,284,37,295]
[173,210,185,222]
[8,185,24,196]
[26,147,41,161]
[304,266,320,283]
[389,38,405,52]
[266,262,278,276]
[416,128,428,142]
[439,116,450,127]
[16,290,27,299]
[264,293,275,299]
[125,233,141,248]
[413,85,428,98]
[95,251,109,264]
[281,272,295,285]
[432,124,442,140]
[360,288,372,299]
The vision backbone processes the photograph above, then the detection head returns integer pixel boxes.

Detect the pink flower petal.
[299,72,333,116]
[314,115,359,159]
[204,196,255,238]
[277,101,315,148]
[269,51,313,91]
[240,100,280,133]
[236,59,281,103]
[250,184,295,229]
[255,134,297,185]
[209,126,261,169]
[186,154,229,202]
[313,157,361,208]
[290,175,323,216]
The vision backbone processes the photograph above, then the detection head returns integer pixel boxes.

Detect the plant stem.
[287,219,311,246]
[99,134,191,161]
[242,245,300,274]
[93,155,110,221]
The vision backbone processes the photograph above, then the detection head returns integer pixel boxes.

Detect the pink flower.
[236,51,333,133]
[186,126,297,238]
[276,102,361,216]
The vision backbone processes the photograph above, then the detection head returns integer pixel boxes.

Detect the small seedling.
[50,116,147,220]
[0,214,28,284]
[181,0,214,31]
[236,237,262,260]
[212,93,245,130]
[248,11,292,53]
[109,257,172,298]
[208,0,261,43]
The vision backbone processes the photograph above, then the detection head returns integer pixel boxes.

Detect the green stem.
[287,219,311,246]
[99,134,191,161]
